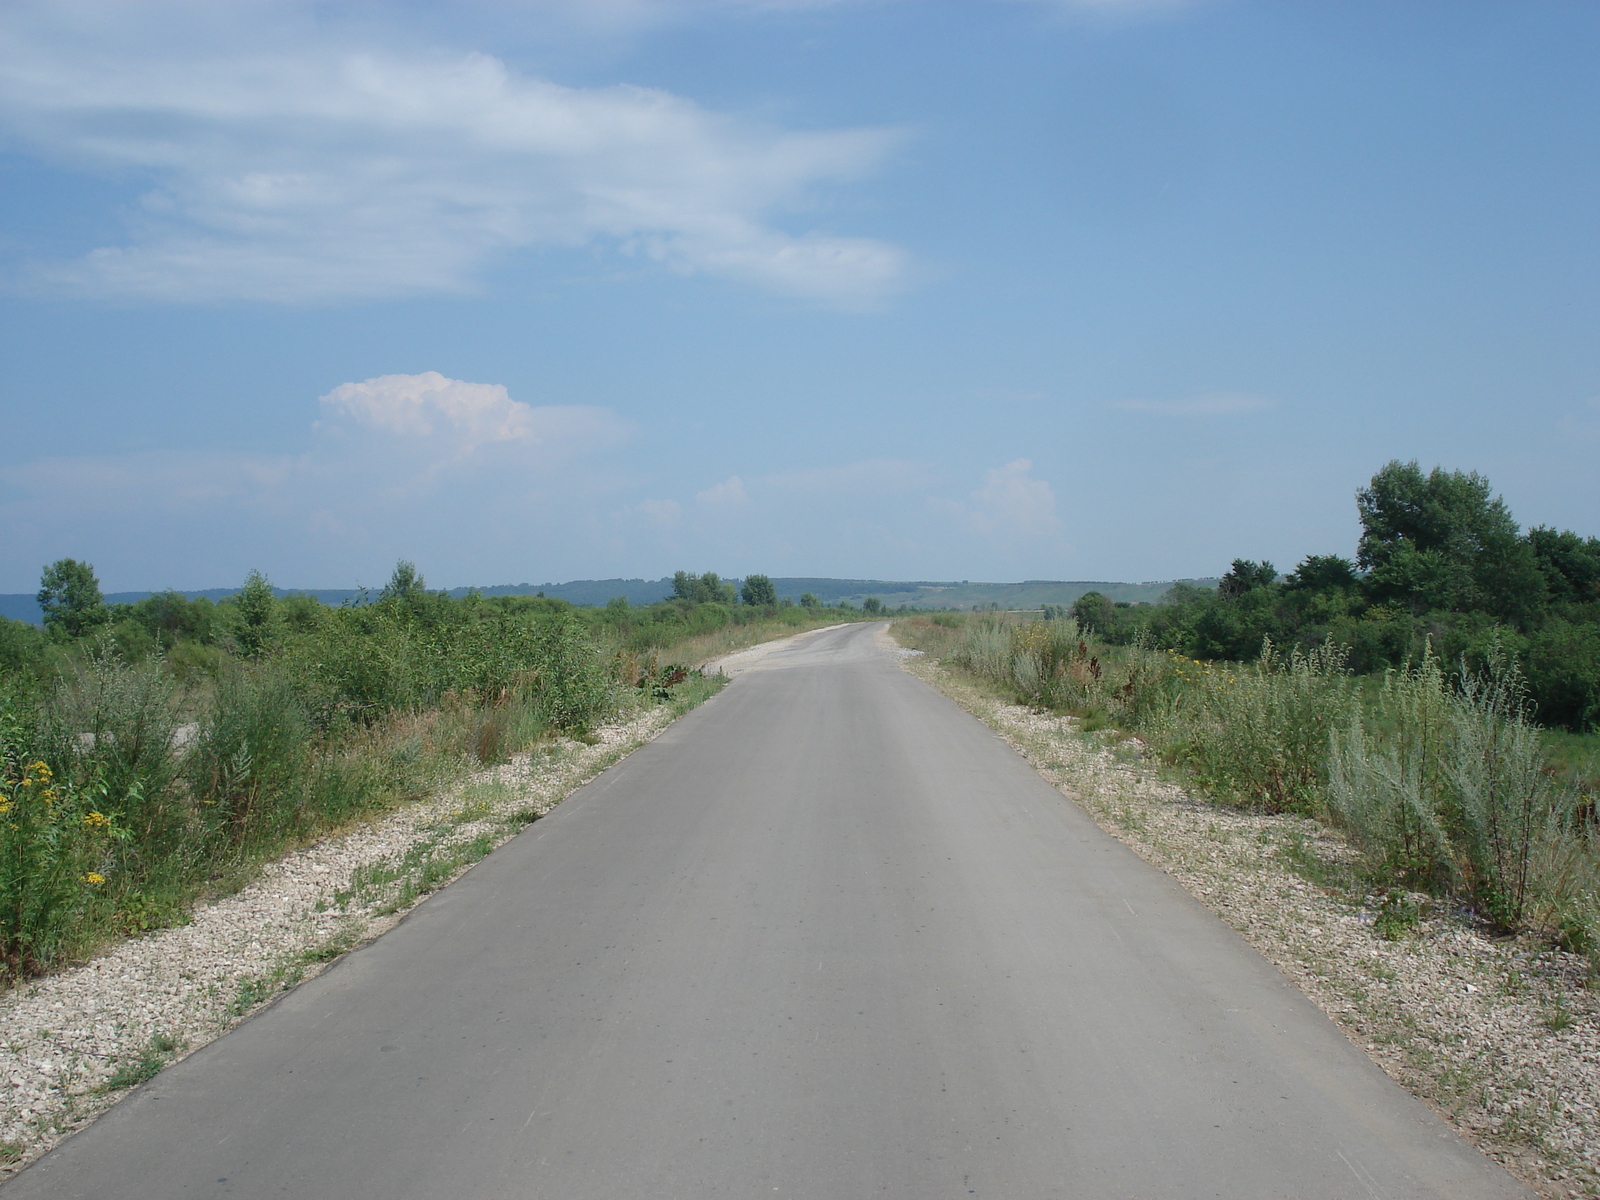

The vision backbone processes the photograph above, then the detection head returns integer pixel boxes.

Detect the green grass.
[98,1032,182,1091]
[1541,727,1600,795]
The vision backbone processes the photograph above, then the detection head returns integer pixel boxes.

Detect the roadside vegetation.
[0,562,862,981]
[897,460,1600,963]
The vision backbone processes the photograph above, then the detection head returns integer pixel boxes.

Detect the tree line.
[1066,461,1600,731]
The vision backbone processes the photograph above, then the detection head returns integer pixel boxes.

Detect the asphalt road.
[6,622,1534,1199]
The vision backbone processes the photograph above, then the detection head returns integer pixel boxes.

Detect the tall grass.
[908,612,1597,949]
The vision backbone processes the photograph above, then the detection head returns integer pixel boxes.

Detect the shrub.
[186,664,311,851]
[1326,645,1574,927]
[37,646,185,870]
[1175,639,1356,814]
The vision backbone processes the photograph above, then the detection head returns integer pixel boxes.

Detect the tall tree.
[380,560,426,601]
[1070,591,1114,633]
[37,558,107,639]
[1356,461,1545,625]
[233,570,278,657]
[1217,559,1278,601]
[740,574,778,607]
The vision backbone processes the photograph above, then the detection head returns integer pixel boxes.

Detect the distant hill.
[0,576,1216,625]
[774,579,1216,609]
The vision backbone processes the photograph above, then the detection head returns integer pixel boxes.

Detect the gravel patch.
[0,700,683,1176]
[900,653,1600,1200]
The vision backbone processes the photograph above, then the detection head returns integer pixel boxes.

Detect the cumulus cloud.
[694,476,749,508]
[313,371,628,491]
[0,372,631,583]
[1115,392,1278,417]
[0,4,907,305]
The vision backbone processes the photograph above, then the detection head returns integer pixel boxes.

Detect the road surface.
[5,622,1532,1199]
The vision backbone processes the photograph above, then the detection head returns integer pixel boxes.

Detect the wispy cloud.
[0,4,907,306]
[1115,392,1279,417]
[694,476,749,508]
[930,458,1065,541]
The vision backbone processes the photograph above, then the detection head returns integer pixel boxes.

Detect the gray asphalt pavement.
[6,622,1533,1199]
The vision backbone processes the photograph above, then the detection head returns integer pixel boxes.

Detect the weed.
[228,974,273,1017]
[99,1032,181,1091]
[1547,995,1575,1033]
[1279,828,1359,893]
[1374,889,1423,940]
[297,923,362,965]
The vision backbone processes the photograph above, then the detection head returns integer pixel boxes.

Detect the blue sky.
[2,0,1597,593]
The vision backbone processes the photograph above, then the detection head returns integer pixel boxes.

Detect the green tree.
[672,571,737,605]
[380,560,427,602]
[1218,559,1278,601]
[37,559,108,639]
[1285,555,1358,593]
[233,570,278,657]
[861,596,884,614]
[740,574,778,607]
[1357,461,1545,625]
[1070,591,1114,633]
[799,592,821,609]
[1527,526,1600,606]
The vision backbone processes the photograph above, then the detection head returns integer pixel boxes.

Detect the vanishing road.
[7,623,1532,1199]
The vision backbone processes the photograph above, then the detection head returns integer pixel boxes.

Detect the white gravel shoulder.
[0,700,682,1176]
[899,651,1600,1200]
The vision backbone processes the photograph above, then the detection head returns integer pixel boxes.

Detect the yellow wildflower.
[83,811,111,829]
[83,872,106,886]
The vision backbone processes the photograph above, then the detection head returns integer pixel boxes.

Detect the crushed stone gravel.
[900,652,1600,1200]
[0,701,680,1176]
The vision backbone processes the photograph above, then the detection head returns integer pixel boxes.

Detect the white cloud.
[932,458,1064,540]
[694,476,748,507]
[312,371,628,491]
[320,372,541,445]
[0,372,631,583]
[0,5,907,305]
[1115,392,1278,417]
